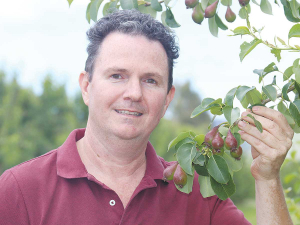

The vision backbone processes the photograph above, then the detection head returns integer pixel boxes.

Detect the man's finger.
[251,106,294,139]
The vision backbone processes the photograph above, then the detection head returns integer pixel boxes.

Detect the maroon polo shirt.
[0,129,251,225]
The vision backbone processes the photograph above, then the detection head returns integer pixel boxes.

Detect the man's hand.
[238,106,294,181]
[237,106,294,225]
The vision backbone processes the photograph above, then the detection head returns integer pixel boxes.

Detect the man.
[0,10,294,225]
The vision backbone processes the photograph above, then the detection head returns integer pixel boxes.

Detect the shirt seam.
[9,170,31,225]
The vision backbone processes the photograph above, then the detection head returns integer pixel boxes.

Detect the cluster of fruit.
[163,126,242,189]
[204,125,243,160]
[185,0,250,25]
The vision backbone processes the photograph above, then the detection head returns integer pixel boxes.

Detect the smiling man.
[0,10,294,225]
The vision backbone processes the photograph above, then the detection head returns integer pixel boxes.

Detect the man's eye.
[146,79,157,84]
[111,74,122,79]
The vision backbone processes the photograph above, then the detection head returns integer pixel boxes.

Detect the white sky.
[0,0,299,143]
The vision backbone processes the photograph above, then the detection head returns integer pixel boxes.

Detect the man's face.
[81,32,175,141]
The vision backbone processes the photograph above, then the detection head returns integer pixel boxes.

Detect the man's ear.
[79,71,90,106]
[162,85,175,117]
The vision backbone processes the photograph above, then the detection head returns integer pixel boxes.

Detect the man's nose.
[123,79,143,102]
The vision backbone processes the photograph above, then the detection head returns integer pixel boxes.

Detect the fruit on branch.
[204,0,219,18]
[239,0,250,6]
[192,3,205,24]
[225,130,238,151]
[185,0,199,8]
[212,132,224,150]
[173,164,188,188]
[225,6,236,22]
[230,146,243,160]
[163,162,178,181]
[204,125,220,145]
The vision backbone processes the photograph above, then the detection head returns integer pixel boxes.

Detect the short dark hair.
[85,10,179,92]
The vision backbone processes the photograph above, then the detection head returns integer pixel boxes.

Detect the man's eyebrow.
[103,67,129,74]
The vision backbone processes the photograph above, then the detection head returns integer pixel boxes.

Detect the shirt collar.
[57,129,166,182]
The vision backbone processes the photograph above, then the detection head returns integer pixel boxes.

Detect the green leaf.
[239,39,262,61]
[223,106,240,125]
[293,58,300,83]
[260,0,273,15]
[193,152,206,166]
[232,26,250,36]
[175,137,194,151]
[210,105,223,115]
[138,4,157,18]
[239,7,247,19]
[208,16,219,37]
[67,0,73,7]
[161,11,167,26]
[191,98,222,118]
[247,114,263,132]
[253,62,278,83]
[198,175,216,198]
[168,132,191,150]
[175,173,194,194]
[120,0,138,9]
[283,66,294,81]
[224,87,238,107]
[290,0,300,18]
[277,37,287,46]
[215,14,228,30]
[86,2,92,23]
[177,143,195,175]
[210,175,236,200]
[90,0,104,22]
[234,132,244,147]
[194,164,209,176]
[289,99,300,126]
[164,0,172,6]
[262,85,277,101]
[283,4,300,22]
[219,126,229,137]
[207,155,231,184]
[165,7,180,28]
[246,89,263,106]
[194,134,205,146]
[236,86,254,101]
[201,0,210,10]
[272,75,277,85]
[252,0,260,5]
[271,49,281,62]
[223,152,243,172]
[289,24,300,39]
[221,0,232,5]
[282,81,293,101]
[151,0,162,11]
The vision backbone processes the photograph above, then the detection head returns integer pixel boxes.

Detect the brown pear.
[225,130,238,151]
[204,0,219,18]
[211,132,224,150]
[173,164,187,188]
[204,125,219,145]
[230,146,243,160]
[163,162,178,181]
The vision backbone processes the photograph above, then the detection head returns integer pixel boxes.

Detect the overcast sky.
[1,0,300,143]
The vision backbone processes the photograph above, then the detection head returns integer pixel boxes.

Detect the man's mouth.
[115,110,143,116]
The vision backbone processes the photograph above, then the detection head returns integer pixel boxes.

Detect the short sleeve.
[209,196,252,225]
[0,170,30,225]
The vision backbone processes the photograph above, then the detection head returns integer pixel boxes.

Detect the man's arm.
[238,106,294,225]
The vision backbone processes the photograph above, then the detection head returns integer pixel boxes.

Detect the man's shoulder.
[1,149,58,186]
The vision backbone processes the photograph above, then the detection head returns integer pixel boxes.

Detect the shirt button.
[109,200,116,206]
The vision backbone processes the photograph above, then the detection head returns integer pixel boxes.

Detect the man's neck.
[76,126,148,182]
